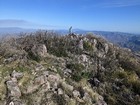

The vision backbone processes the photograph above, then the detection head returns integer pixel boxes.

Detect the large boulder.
[6,80,21,98]
[31,44,47,57]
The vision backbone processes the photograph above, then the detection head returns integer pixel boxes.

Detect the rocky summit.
[0,31,140,105]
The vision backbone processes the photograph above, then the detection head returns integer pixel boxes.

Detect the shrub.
[72,73,82,82]
[28,51,41,62]
[104,95,116,105]
[52,94,66,105]
[66,63,92,81]
[66,63,84,71]
[114,71,127,79]
[83,41,93,51]
[131,80,140,95]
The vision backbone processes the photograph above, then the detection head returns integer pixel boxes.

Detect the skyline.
[0,0,140,33]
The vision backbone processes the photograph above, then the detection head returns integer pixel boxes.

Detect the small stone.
[58,88,63,95]
[73,90,80,98]
[48,74,60,83]
[43,71,49,77]
[79,54,88,62]
[61,81,73,91]
[64,69,72,77]
[34,75,45,85]
[94,78,100,86]
[9,102,14,105]
[35,64,44,71]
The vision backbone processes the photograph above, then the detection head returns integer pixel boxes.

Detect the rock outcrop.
[31,44,47,57]
[0,32,140,105]
[5,71,24,105]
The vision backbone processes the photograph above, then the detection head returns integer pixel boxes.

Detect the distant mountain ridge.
[0,27,36,34]
[0,27,140,52]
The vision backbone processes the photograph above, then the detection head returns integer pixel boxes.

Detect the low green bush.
[28,51,41,62]
[83,41,93,51]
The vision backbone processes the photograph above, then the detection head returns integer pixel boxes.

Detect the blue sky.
[0,0,140,33]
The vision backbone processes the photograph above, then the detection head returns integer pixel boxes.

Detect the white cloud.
[0,19,58,29]
[100,0,140,8]
[82,0,140,9]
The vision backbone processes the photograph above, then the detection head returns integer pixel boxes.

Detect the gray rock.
[96,100,107,105]
[83,92,92,104]
[4,57,14,64]
[93,39,97,46]
[48,74,60,83]
[43,71,49,77]
[9,101,14,105]
[34,75,46,85]
[58,88,63,95]
[78,39,83,50]
[73,90,80,98]
[41,82,50,92]
[35,64,45,71]
[31,44,47,57]
[104,43,109,53]
[64,69,72,77]
[79,54,88,62]
[94,78,100,86]
[6,80,21,98]
[61,81,74,91]
[11,70,23,79]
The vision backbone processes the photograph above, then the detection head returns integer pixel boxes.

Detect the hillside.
[0,31,140,105]
[94,31,140,53]
[55,29,140,53]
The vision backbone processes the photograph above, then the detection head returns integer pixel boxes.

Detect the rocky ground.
[0,31,140,105]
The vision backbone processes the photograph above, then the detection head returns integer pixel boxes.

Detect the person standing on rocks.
[69,26,72,35]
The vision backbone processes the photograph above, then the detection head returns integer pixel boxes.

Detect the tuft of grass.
[52,94,66,105]
[0,80,6,101]
[66,63,92,82]
[113,70,127,79]
[18,71,32,88]
[28,51,42,62]
[131,80,140,95]
[14,65,30,73]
